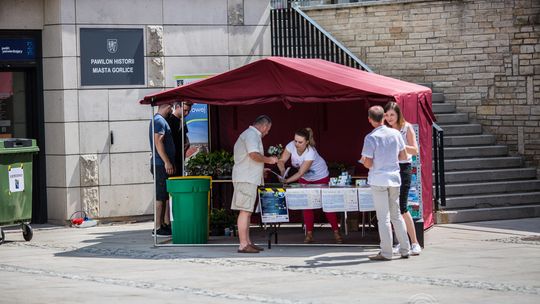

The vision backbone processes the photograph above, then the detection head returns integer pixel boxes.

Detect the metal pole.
[151,106,157,246]
[181,101,185,176]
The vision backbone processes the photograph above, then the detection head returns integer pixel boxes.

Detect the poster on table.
[259,188,289,223]
[408,125,422,220]
[357,187,375,211]
[321,188,359,212]
[174,75,213,168]
[285,188,322,210]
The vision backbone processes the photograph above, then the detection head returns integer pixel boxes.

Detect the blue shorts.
[151,165,169,201]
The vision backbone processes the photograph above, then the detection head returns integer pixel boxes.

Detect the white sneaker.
[411,243,422,255]
[392,244,400,255]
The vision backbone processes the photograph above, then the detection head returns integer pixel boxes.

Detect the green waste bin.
[0,138,39,244]
[166,176,211,244]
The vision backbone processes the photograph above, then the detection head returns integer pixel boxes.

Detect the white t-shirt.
[232,126,264,185]
[399,123,414,164]
[285,141,329,181]
[361,125,405,187]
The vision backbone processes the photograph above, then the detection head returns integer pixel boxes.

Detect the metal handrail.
[270,1,372,72]
[290,4,372,72]
[432,123,446,210]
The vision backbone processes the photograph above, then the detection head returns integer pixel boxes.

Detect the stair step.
[442,124,482,135]
[436,113,469,124]
[432,103,456,114]
[444,192,540,209]
[445,180,540,196]
[444,134,496,146]
[417,83,433,89]
[432,93,445,103]
[444,157,522,171]
[444,167,537,183]
[444,145,508,158]
[436,204,540,223]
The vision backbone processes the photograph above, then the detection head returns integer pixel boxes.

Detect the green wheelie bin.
[0,138,39,245]
[166,176,211,244]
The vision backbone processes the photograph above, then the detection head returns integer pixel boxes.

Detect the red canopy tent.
[140,57,436,228]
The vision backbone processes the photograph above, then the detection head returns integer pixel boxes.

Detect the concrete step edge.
[436,205,540,223]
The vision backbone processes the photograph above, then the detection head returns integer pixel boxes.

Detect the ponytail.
[295,127,316,147]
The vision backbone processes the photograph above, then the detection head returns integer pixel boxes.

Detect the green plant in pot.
[185,150,234,178]
[209,208,237,236]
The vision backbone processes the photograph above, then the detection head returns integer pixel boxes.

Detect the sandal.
[304,231,314,243]
[333,230,343,244]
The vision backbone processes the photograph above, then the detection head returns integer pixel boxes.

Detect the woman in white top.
[277,128,342,244]
[384,101,422,255]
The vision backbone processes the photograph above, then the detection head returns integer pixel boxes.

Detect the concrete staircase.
[430,91,540,223]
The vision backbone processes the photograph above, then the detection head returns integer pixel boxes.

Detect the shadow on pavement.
[53,225,381,263]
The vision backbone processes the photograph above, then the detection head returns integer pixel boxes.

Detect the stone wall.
[305,0,540,168]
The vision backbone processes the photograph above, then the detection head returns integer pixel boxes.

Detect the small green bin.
[166,176,211,244]
[0,139,39,226]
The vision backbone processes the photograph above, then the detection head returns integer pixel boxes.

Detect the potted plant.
[185,150,234,178]
[209,208,237,236]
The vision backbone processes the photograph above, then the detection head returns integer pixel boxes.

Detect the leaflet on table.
[321,188,359,212]
[268,167,290,182]
[258,188,289,223]
[285,188,322,210]
[357,187,375,211]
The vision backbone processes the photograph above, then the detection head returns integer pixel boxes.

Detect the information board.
[259,188,289,223]
[357,187,375,211]
[321,188,359,212]
[285,188,322,210]
[408,124,422,220]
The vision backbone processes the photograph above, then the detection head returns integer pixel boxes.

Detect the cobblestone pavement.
[1,218,539,303]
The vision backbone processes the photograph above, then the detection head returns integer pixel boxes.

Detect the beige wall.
[305,0,540,169]
[1,0,271,223]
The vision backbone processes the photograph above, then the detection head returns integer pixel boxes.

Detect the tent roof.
[140,57,431,107]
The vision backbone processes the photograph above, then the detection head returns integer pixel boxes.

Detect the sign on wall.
[80,28,144,86]
[0,39,35,61]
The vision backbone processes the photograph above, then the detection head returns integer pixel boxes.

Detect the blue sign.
[185,104,208,144]
[0,39,35,61]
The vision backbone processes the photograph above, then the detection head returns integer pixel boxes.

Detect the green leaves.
[185,150,234,177]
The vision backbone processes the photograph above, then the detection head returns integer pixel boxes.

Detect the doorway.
[0,30,47,224]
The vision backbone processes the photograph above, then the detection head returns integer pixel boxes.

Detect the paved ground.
[1,218,539,303]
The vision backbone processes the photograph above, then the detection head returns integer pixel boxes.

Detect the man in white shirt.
[232,115,278,253]
[361,105,411,260]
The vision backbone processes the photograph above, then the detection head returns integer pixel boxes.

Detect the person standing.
[149,104,175,236]
[360,105,410,261]
[166,101,193,176]
[384,101,422,255]
[231,115,278,253]
[277,127,342,244]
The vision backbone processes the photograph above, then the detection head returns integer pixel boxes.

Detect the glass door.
[0,71,27,138]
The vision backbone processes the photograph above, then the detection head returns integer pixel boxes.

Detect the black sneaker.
[162,224,172,235]
[152,226,171,237]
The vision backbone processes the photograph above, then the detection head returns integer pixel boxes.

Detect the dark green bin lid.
[166,177,211,193]
[0,138,39,154]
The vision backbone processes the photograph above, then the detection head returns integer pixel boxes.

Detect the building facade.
[0,0,271,224]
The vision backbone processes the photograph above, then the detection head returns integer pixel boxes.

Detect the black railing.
[432,123,446,211]
[270,1,371,71]
[271,0,365,7]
